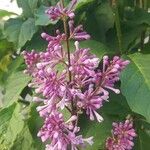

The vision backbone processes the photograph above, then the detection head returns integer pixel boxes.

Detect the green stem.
[62,18,72,82]
[61,0,74,113]
[139,0,146,51]
[113,0,123,54]
[61,0,72,82]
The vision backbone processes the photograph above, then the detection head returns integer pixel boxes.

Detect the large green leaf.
[0,104,16,137]
[27,104,45,150]
[94,2,114,42]
[134,128,150,150]
[0,40,14,60]
[18,18,37,48]
[69,40,113,59]
[0,56,24,86]
[0,103,36,150]
[4,18,37,48]
[0,103,24,149]
[121,53,150,122]
[134,119,150,150]
[3,71,31,108]
[3,18,23,47]
[76,1,114,43]
[35,6,57,26]
[17,0,39,17]
[79,113,112,150]
[0,54,12,72]
[106,24,146,52]
[124,7,150,26]
[81,40,112,57]
[76,0,95,9]
[10,125,36,150]
[102,89,131,117]
[23,30,47,51]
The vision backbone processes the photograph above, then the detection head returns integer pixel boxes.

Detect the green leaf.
[134,128,150,150]
[18,18,37,48]
[78,113,112,150]
[0,103,24,149]
[0,56,24,86]
[76,0,95,9]
[10,125,36,150]
[121,53,150,123]
[0,9,18,19]
[134,119,150,150]
[27,104,45,150]
[0,103,36,150]
[94,2,114,42]
[0,54,11,72]
[102,90,131,118]
[0,104,16,137]
[69,40,113,59]
[124,7,150,26]
[4,18,37,48]
[142,43,150,54]
[35,5,57,26]
[23,30,47,51]
[0,40,14,60]
[17,0,38,17]
[3,71,31,108]
[4,18,23,47]
[106,24,146,52]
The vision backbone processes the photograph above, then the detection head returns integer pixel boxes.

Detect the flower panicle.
[22,0,131,150]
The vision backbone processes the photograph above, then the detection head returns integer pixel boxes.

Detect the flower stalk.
[112,0,123,54]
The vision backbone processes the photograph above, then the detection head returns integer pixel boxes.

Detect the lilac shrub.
[22,0,133,149]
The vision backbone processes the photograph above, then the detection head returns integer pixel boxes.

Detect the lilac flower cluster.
[106,119,137,150]
[22,0,130,149]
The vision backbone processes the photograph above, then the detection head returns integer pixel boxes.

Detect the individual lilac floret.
[76,84,104,122]
[38,112,93,150]
[46,0,77,21]
[32,70,67,99]
[22,50,40,76]
[39,45,66,68]
[70,41,99,77]
[41,30,66,48]
[106,119,136,150]
[69,20,90,40]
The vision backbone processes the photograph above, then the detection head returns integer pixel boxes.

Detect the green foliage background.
[0,0,150,149]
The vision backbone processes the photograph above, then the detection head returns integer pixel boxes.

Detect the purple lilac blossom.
[106,119,136,150]
[22,0,131,149]
[69,20,90,40]
[22,44,130,149]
